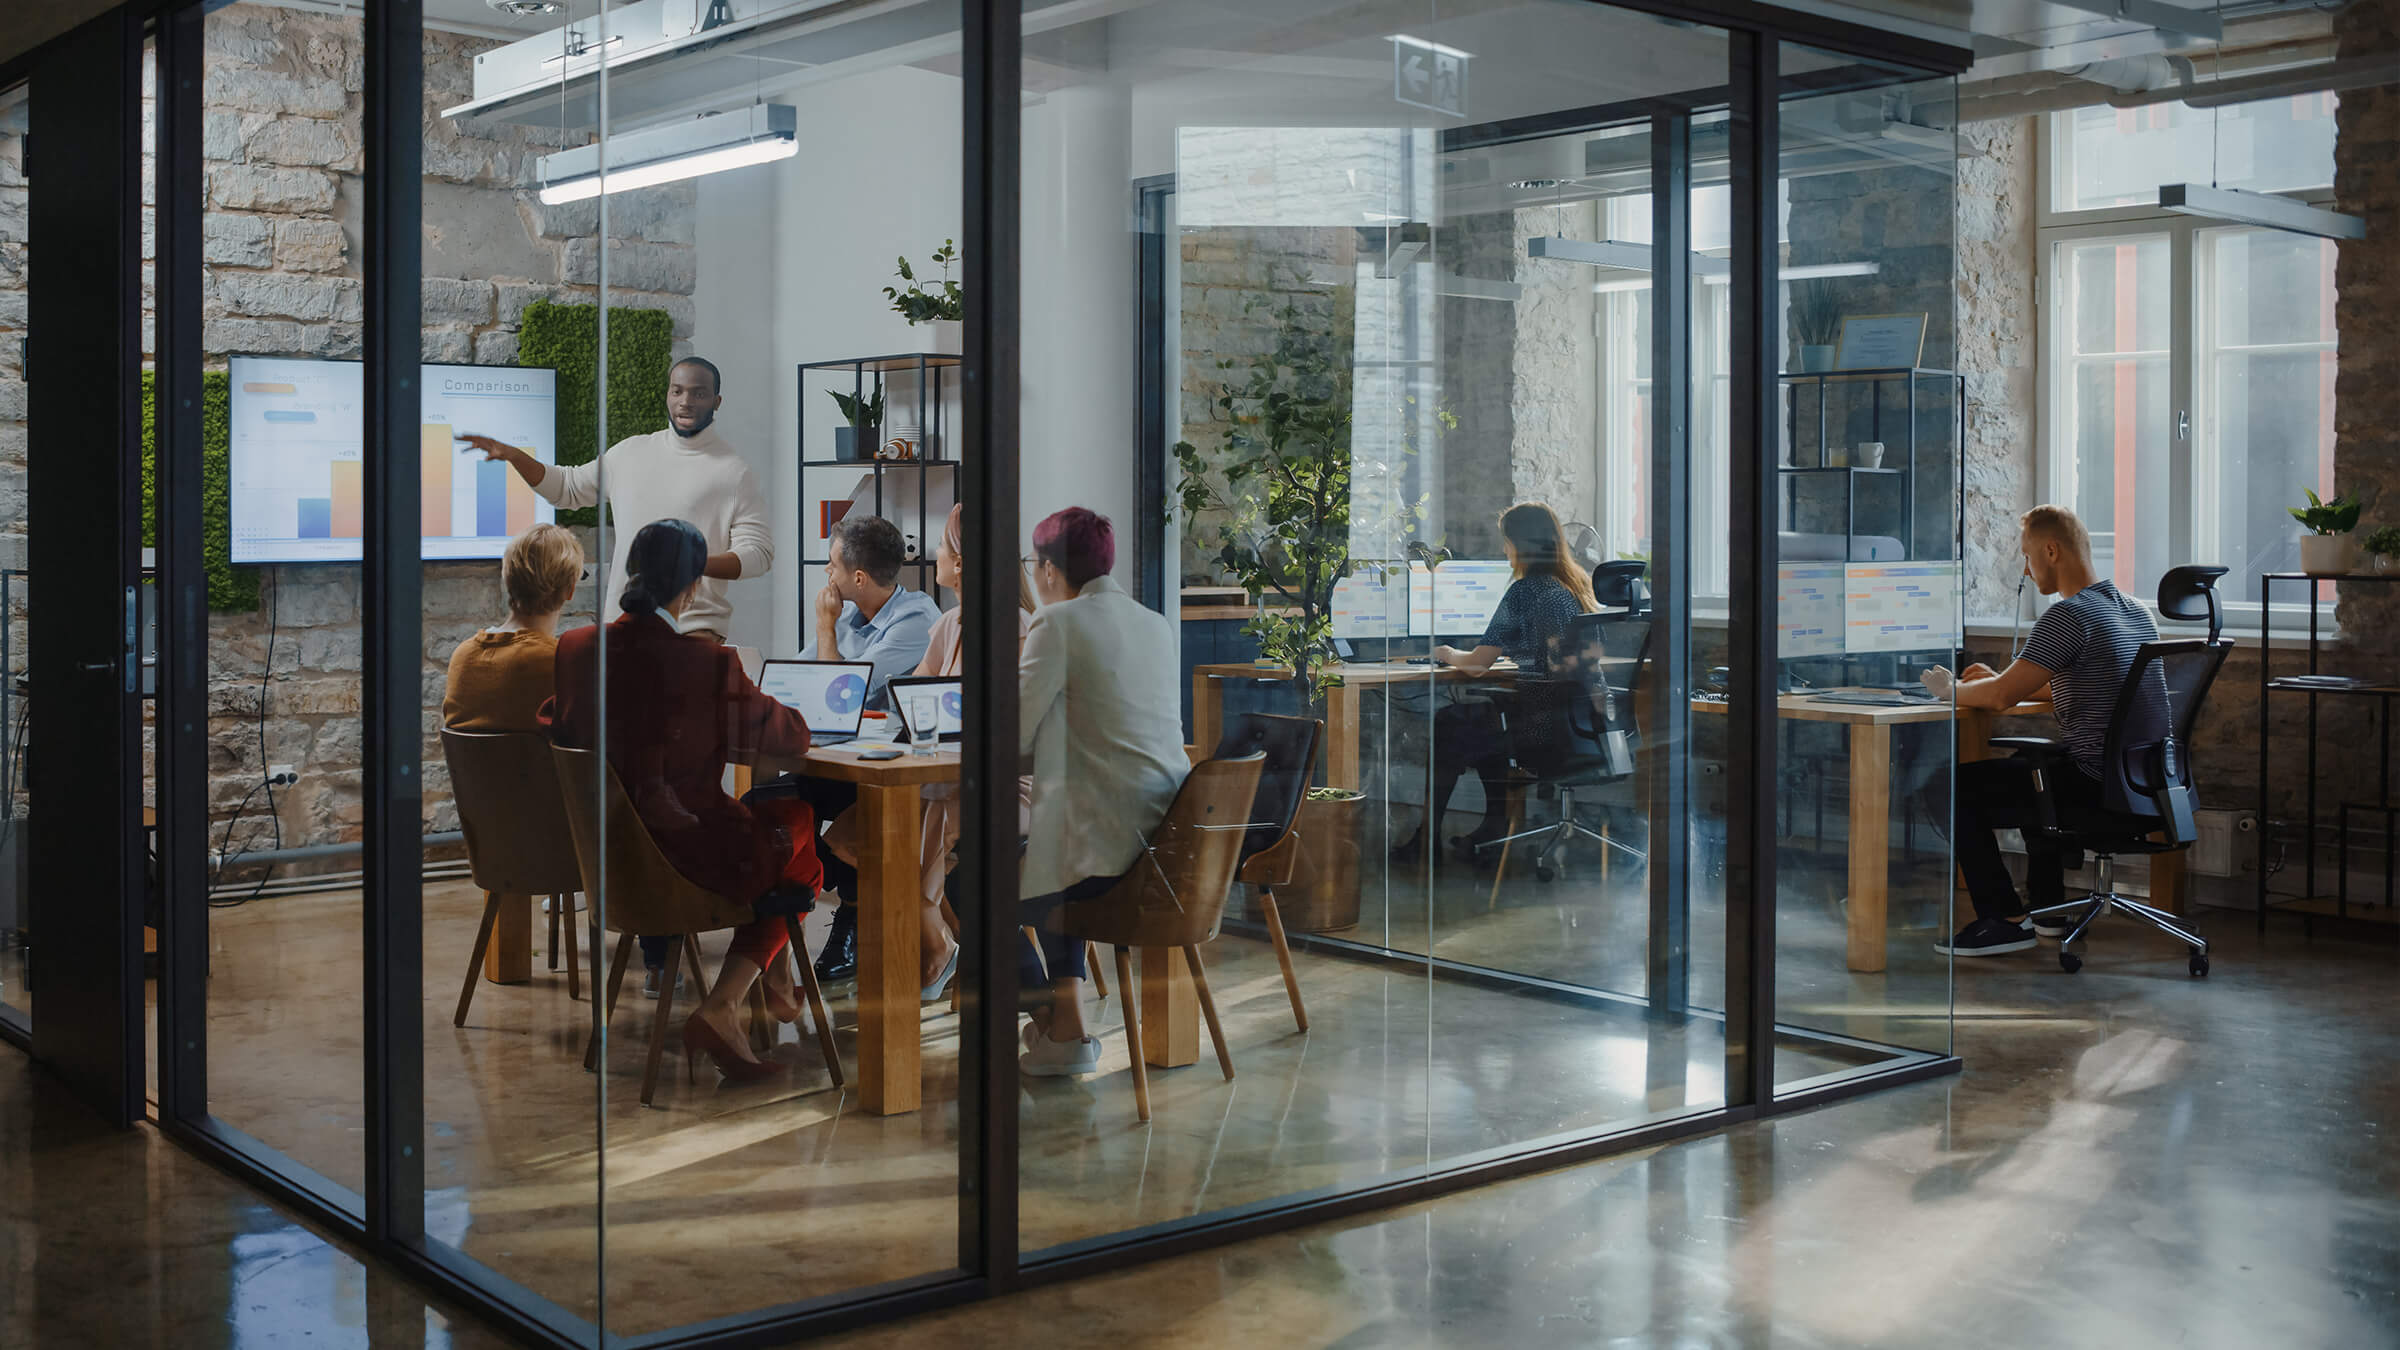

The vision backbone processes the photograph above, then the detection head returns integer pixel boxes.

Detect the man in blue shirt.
[801,514,940,710]
[791,513,939,982]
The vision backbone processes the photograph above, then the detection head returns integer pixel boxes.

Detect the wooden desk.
[760,743,958,1115]
[1190,659,1523,791]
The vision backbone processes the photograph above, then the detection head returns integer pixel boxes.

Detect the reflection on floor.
[10,916,2391,1348]
[1,936,24,1024]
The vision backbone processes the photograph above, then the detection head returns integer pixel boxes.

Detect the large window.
[2040,94,2339,612]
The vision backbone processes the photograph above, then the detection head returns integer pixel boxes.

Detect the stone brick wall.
[1509,202,1601,528]
[1955,117,2036,622]
[84,5,700,862]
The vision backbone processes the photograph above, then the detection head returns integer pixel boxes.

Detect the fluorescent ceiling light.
[2158,183,2363,240]
[1539,237,1877,283]
[537,104,795,205]
[1784,260,1881,279]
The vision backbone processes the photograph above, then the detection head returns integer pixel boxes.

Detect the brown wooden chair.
[440,729,585,1028]
[550,744,843,1106]
[1044,752,1265,1123]
[1208,714,1321,1032]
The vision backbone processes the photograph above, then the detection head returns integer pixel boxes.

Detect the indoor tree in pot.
[2291,487,2362,576]
[1174,273,1434,932]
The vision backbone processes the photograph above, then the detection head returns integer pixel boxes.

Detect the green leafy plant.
[883,239,963,325]
[2363,525,2400,557]
[140,369,258,613]
[1789,278,1843,349]
[1174,271,1437,707]
[828,386,884,437]
[2289,488,2361,537]
[515,299,675,527]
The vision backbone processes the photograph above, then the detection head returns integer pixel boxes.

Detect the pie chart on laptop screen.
[941,690,963,722]
[826,673,866,716]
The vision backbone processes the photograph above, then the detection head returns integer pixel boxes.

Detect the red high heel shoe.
[682,1013,779,1083]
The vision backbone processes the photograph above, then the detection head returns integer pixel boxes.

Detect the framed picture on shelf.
[1833,313,1928,371]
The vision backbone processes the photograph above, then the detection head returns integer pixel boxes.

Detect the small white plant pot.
[2299,533,2355,576]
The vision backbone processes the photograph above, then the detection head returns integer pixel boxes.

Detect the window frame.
[2032,106,2339,627]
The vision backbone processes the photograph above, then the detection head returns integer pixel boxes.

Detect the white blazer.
[1019,575,1190,898]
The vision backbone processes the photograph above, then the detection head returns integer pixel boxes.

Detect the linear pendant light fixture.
[1529,236,1879,283]
[2157,183,2364,240]
[536,104,796,205]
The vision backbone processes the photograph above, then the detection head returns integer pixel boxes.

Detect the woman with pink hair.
[1014,507,1189,1076]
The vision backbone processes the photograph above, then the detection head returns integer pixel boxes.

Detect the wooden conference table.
[1193,663,2173,974]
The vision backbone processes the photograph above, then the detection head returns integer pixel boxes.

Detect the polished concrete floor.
[6,911,2393,1347]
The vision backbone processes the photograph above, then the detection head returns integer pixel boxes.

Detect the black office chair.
[1590,559,1650,617]
[1995,565,2230,976]
[1473,612,1649,884]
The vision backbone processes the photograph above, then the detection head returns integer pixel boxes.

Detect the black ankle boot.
[815,904,859,984]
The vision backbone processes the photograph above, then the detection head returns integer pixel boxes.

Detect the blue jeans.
[1017,871,1123,988]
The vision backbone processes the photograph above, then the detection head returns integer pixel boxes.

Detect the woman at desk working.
[1391,502,1599,863]
[820,503,1036,997]
[1016,507,1189,1077]
[541,518,824,1082]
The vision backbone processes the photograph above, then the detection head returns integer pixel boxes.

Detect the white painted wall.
[694,166,781,649]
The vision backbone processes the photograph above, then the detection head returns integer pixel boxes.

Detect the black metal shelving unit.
[1778,366,1960,558]
[2256,569,2400,934]
[796,352,960,621]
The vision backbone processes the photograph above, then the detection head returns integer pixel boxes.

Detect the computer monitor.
[1843,561,1962,655]
[1778,563,1846,659]
[887,676,963,742]
[1331,566,1409,639]
[1409,559,1512,638]
[755,659,873,741]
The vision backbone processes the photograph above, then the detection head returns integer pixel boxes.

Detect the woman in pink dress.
[824,503,1033,996]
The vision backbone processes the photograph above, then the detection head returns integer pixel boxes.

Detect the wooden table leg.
[1326,682,1361,792]
[484,891,532,984]
[1192,670,1222,758]
[1847,724,1892,974]
[1138,945,1200,1068]
[856,781,923,1115]
[2150,847,2186,915]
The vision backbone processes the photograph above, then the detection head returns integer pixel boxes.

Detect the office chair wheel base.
[2058,951,2082,974]
[1535,861,1557,883]
[2189,952,2209,978]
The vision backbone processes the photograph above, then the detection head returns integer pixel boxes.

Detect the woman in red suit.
[542,518,818,1082]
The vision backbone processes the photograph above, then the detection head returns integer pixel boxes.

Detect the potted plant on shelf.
[1790,279,1842,373]
[2364,525,2400,576]
[2290,488,2362,576]
[884,239,963,354]
[1174,271,1436,933]
[827,386,882,462]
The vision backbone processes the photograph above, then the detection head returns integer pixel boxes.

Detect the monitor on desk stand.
[1411,559,1511,638]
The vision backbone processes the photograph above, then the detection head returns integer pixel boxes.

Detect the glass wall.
[118,1,1964,1343]
[0,80,26,1036]
[189,0,370,1203]
[1772,44,1960,1087]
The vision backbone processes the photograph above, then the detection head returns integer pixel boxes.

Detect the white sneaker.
[641,967,685,1000]
[1019,1031,1101,1077]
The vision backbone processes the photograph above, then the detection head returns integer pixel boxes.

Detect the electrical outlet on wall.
[268,764,299,788]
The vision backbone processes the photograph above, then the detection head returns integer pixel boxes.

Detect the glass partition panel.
[1014,0,1737,1256]
[194,0,369,1202]
[587,2,970,1334]
[417,1,604,1323]
[1772,44,1959,1091]
[0,81,27,1036]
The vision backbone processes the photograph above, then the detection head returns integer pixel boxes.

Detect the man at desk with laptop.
[752,514,940,984]
[1921,505,2157,958]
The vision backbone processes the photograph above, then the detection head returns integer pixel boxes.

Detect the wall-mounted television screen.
[228,356,559,564]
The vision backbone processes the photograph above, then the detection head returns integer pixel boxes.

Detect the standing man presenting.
[463,355,770,646]
[464,354,772,998]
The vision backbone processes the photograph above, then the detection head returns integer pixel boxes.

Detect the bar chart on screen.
[229,357,557,564]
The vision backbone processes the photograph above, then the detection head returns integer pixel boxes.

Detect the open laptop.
[756,659,875,744]
[886,676,963,743]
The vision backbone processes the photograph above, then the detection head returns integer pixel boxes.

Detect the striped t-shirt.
[2020,580,2157,779]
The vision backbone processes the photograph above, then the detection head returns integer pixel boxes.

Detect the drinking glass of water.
[904,694,941,755]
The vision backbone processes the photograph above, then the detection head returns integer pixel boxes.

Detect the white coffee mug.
[1857,441,1886,469]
